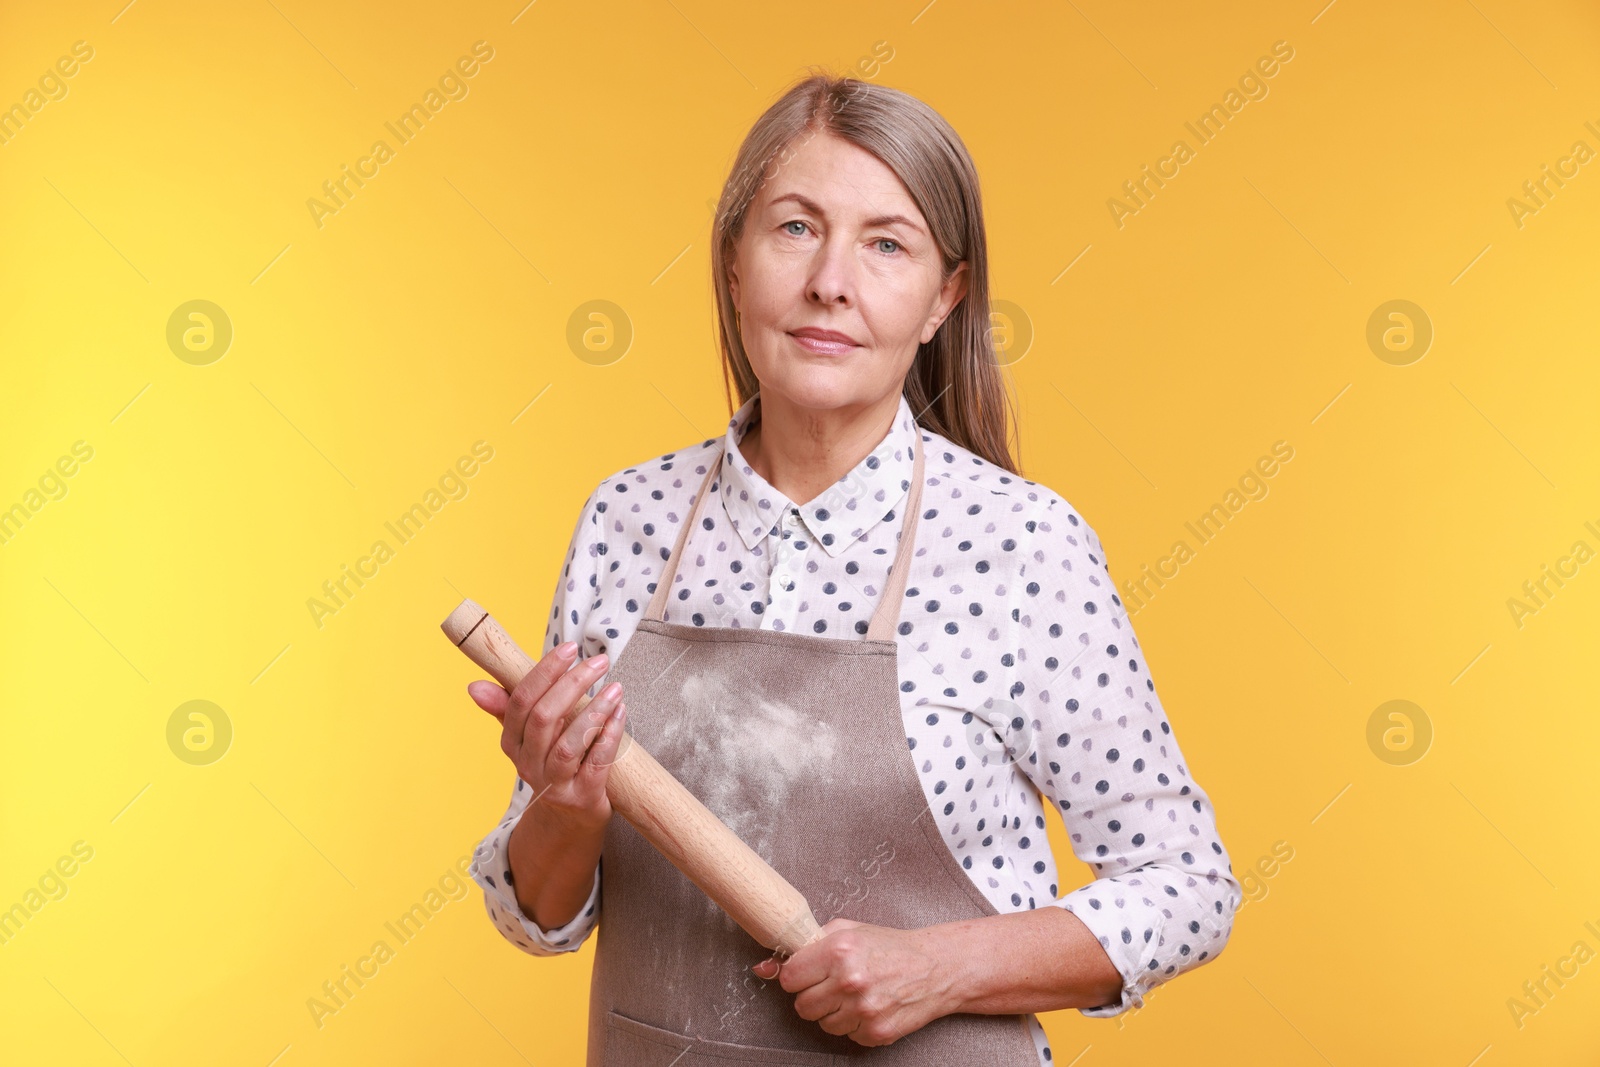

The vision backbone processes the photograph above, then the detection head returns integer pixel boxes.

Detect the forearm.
[506,805,606,931]
[933,906,1124,1015]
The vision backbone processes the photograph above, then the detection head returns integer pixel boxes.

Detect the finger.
[520,651,612,765]
[502,642,583,755]
[773,942,827,993]
[751,956,780,980]
[547,681,622,778]
[467,680,509,721]
[576,702,627,791]
[816,1004,860,1038]
[792,980,847,1025]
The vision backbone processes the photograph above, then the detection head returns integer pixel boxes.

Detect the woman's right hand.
[467,642,627,833]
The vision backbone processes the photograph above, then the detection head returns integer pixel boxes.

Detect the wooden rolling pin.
[443,598,823,958]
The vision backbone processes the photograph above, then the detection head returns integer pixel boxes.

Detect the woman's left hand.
[751,918,959,1046]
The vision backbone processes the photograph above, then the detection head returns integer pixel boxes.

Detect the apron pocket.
[604,1009,845,1066]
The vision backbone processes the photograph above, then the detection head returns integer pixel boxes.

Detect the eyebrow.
[767,192,926,236]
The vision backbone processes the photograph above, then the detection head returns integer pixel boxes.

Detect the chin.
[756,367,863,412]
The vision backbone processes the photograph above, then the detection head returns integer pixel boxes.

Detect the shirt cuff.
[468,818,601,955]
[1051,878,1155,1017]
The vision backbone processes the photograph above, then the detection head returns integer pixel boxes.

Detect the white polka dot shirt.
[469,391,1241,1057]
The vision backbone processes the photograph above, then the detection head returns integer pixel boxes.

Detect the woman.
[466,73,1240,1066]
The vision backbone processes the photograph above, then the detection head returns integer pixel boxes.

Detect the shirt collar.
[719,391,920,558]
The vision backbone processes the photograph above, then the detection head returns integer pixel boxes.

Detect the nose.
[804,233,857,308]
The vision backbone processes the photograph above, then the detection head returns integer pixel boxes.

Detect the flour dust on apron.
[585,424,1042,1066]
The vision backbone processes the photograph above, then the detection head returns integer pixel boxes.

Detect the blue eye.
[876,238,901,254]
[783,220,808,236]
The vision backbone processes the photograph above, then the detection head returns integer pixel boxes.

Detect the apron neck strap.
[644,420,926,642]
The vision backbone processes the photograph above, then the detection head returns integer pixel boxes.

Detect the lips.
[787,328,860,356]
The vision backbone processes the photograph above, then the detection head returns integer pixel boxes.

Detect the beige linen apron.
[586,424,1040,1065]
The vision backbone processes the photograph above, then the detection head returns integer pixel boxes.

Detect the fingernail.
[557,641,579,658]
[589,653,609,670]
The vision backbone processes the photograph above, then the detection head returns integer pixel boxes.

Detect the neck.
[741,391,902,508]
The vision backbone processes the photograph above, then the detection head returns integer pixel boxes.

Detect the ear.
[920,261,970,344]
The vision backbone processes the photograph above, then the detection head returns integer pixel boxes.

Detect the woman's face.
[728,130,968,416]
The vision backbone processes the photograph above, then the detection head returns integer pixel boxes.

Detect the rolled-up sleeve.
[1015,496,1241,1016]
[469,782,602,954]
[467,483,609,955]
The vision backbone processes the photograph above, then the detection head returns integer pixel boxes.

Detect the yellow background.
[3,0,1598,1063]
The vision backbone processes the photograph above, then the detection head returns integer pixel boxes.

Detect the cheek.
[740,247,800,309]
[864,276,936,342]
